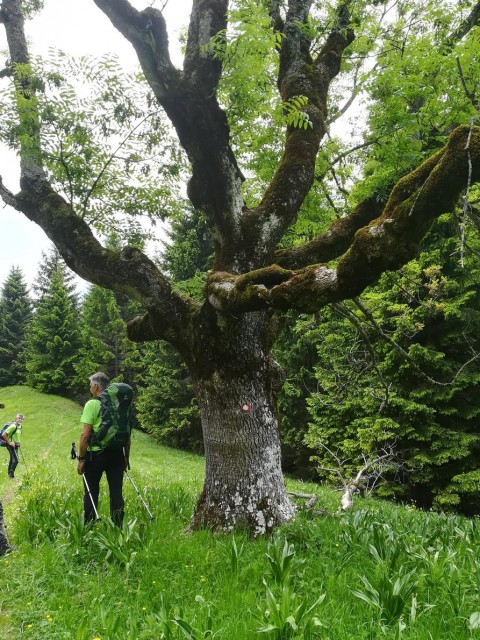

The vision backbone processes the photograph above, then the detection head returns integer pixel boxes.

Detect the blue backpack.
[0,422,14,446]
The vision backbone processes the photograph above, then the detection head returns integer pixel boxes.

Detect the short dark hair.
[89,372,110,390]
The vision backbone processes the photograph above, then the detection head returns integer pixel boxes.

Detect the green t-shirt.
[80,398,102,452]
[4,422,21,443]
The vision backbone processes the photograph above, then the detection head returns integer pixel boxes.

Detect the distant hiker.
[1,414,24,479]
[0,500,13,556]
[77,372,133,527]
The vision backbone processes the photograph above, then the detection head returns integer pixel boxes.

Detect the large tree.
[0,266,31,385]
[26,265,81,396]
[1,0,480,533]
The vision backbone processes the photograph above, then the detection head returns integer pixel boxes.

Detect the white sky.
[0,0,192,291]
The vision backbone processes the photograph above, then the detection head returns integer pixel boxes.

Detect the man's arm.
[2,425,15,447]
[77,423,93,475]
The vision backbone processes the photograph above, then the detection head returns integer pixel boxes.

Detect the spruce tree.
[74,284,131,392]
[135,341,203,452]
[304,214,480,513]
[133,208,211,450]
[26,266,81,396]
[0,266,32,385]
[33,247,78,302]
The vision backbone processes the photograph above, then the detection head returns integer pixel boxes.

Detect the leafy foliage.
[73,284,132,394]
[304,214,480,512]
[0,51,187,242]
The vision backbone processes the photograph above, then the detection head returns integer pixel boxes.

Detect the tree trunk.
[188,312,295,535]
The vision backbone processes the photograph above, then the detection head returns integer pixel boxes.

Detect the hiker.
[0,500,13,556]
[77,372,131,527]
[1,414,24,479]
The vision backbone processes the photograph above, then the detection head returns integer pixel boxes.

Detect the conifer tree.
[134,208,211,450]
[304,214,480,513]
[26,266,81,396]
[135,341,203,451]
[33,247,78,303]
[0,266,32,385]
[74,284,131,392]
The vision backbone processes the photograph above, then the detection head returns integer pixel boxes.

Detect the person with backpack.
[77,372,132,527]
[1,414,24,479]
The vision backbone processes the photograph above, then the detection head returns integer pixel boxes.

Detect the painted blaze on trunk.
[189,311,295,534]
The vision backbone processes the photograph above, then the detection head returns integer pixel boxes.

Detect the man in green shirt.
[1,414,23,479]
[77,372,130,526]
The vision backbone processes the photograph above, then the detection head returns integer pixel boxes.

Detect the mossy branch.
[207,126,480,314]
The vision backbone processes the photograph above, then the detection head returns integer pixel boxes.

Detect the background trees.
[25,264,81,396]
[0,266,31,386]
[73,284,131,391]
[304,213,480,513]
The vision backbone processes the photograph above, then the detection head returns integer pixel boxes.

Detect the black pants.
[0,500,9,554]
[83,448,125,527]
[7,445,18,478]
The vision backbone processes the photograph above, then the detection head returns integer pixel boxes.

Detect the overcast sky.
[0,0,191,291]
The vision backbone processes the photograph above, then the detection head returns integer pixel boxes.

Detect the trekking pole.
[71,443,101,521]
[18,446,28,471]
[81,474,101,521]
[124,470,155,521]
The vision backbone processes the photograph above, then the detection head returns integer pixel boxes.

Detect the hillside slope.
[0,387,478,640]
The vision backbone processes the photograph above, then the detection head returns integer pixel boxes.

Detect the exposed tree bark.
[189,312,294,532]
[1,0,480,533]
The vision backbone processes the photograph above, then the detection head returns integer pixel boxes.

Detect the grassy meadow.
[0,386,479,639]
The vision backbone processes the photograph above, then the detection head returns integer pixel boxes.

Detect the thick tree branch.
[207,126,480,313]
[184,0,227,92]
[1,0,198,348]
[336,125,480,297]
[0,175,19,208]
[12,183,198,347]
[245,0,355,260]
[93,0,246,272]
[92,0,178,98]
[274,196,383,269]
[267,0,284,34]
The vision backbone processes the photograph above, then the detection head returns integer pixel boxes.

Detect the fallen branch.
[288,492,318,510]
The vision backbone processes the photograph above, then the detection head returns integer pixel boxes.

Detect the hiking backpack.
[0,422,13,446]
[89,383,134,450]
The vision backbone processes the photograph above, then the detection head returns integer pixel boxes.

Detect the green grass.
[1,386,480,639]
